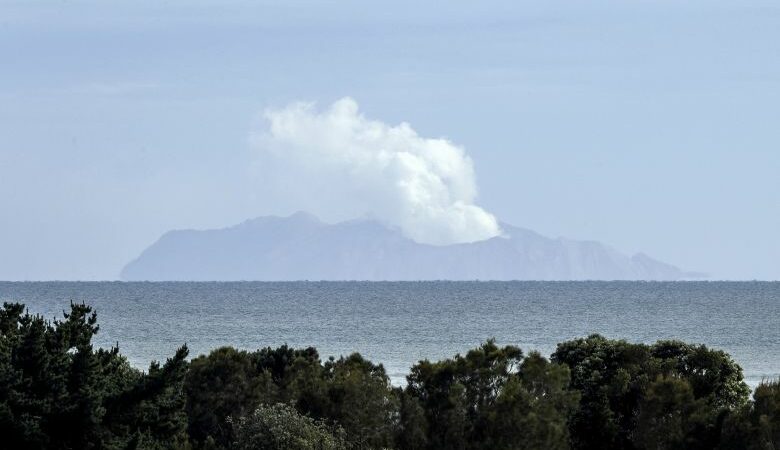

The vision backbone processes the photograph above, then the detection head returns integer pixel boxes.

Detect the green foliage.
[0,302,190,450]
[322,353,398,448]
[252,344,325,414]
[720,379,780,449]
[750,380,780,447]
[185,347,272,447]
[632,375,715,450]
[2,301,776,450]
[404,340,577,449]
[185,345,397,449]
[229,403,348,450]
[395,388,428,449]
[482,352,579,450]
[552,334,751,450]
[650,340,750,410]
[108,345,191,449]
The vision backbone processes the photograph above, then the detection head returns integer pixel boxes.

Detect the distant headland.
[120,212,701,281]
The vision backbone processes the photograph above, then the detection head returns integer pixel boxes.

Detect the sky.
[0,0,778,280]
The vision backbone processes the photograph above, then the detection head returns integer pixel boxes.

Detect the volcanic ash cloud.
[253,97,501,245]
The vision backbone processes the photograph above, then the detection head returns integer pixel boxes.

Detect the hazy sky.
[1,0,778,280]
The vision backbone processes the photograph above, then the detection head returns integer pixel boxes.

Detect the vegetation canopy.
[0,302,776,449]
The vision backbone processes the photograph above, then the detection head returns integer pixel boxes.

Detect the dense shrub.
[228,403,347,450]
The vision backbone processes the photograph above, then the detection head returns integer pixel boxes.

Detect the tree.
[552,334,652,449]
[185,347,273,447]
[109,345,191,449]
[631,375,713,450]
[322,353,399,448]
[552,335,751,450]
[721,379,780,449]
[405,340,576,450]
[750,380,780,447]
[253,344,325,415]
[0,302,190,450]
[483,352,579,450]
[396,387,428,449]
[650,340,749,410]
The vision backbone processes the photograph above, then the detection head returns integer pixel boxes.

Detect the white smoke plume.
[252,97,501,245]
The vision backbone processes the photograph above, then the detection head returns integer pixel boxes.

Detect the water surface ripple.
[0,281,777,387]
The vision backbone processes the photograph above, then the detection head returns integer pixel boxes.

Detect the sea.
[0,281,777,387]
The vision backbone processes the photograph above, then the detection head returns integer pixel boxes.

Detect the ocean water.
[0,281,777,387]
